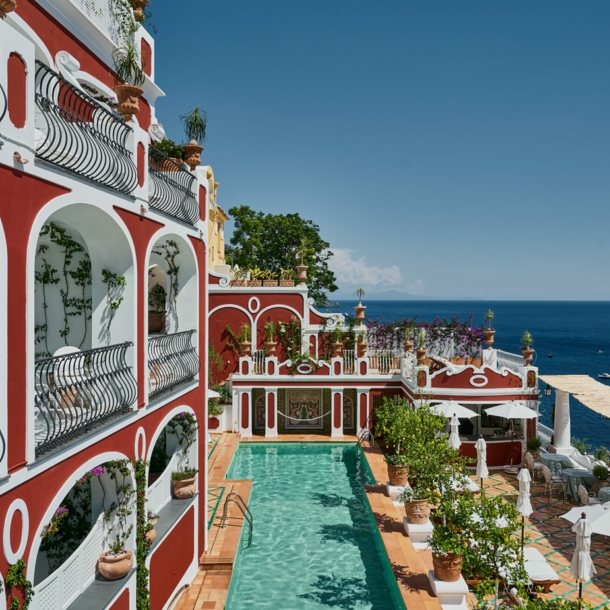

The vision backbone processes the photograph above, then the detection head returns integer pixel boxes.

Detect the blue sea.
[331,300,610,451]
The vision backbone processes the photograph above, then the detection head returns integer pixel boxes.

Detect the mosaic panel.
[285,388,324,429]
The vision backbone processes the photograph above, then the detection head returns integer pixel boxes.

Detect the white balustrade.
[496,349,527,372]
[368,350,402,375]
[252,350,266,375]
[537,422,553,450]
[148,452,179,517]
[33,512,106,610]
[343,350,356,375]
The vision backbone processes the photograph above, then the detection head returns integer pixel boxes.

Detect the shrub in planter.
[385,454,409,486]
[208,401,224,430]
[399,485,432,525]
[526,437,542,460]
[172,468,199,499]
[593,465,609,481]
[148,282,166,333]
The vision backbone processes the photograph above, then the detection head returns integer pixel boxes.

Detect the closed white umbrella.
[570,514,597,598]
[433,400,480,419]
[475,435,489,488]
[484,401,540,420]
[448,414,461,449]
[517,468,533,552]
[561,502,610,537]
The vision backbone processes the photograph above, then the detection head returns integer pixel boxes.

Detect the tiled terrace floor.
[482,471,609,609]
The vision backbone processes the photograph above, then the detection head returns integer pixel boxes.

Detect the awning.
[540,375,610,419]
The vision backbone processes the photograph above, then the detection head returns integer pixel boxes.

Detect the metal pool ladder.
[219,492,253,546]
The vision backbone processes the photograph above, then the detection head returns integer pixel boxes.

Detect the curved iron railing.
[148,330,199,400]
[148,146,199,225]
[34,60,138,195]
[34,343,137,456]
[0,429,5,466]
[0,81,7,125]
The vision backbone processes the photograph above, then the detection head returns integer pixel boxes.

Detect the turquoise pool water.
[225,443,406,610]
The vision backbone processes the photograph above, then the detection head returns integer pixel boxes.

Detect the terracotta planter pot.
[405,499,431,524]
[98,551,133,580]
[263,280,278,287]
[416,348,427,365]
[354,304,366,325]
[279,280,295,287]
[148,312,165,333]
[173,477,196,499]
[403,341,413,353]
[482,329,496,348]
[231,280,246,286]
[249,280,262,287]
[433,553,463,582]
[265,340,277,356]
[332,341,343,358]
[183,141,203,171]
[208,416,220,430]
[146,527,156,544]
[240,340,251,356]
[0,0,16,19]
[295,265,308,285]
[357,340,368,358]
[113,84,143,122]
[132,0,148,21]
[387,464,408,486]
[521,347,534,366]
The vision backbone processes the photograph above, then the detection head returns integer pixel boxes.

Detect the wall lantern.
[544,384,552,397]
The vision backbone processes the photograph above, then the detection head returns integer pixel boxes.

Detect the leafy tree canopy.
[225,205,338,303]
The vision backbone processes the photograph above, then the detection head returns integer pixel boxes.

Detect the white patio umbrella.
[475,435,489,489]
[570,514,597,598]
[561,502,610,537]
[433,400,480,420]
[517,468,533,552]
[448,414,461,449]
[484,401,540,420]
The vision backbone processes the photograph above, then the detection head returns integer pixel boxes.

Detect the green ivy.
[101,270,127,345]
[152,240,181,332]
[133,458,151,610]
[5,559,34,610]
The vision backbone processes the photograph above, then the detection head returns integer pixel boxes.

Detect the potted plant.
[331,327,343,358]
[146,510,159,544]
[172,467,198,499]
[386,454,409,486]
[148,283,166,333]
[354,287,366,325]
[295,237,309,285]
[240,323,252,356]
[398,484,433,525]
[248,267,264,287]
[403,321,417,353]
[482,309,495,348]
[0,0,16,19]
[415,329,427,365]
[592,465,609,495]
[526,437,542,461]
[129,0,148,23]
[112,41,146,122]
[263,270,278,287]
[180,106,207,171]
[150,138,185,169]
[208,401,224,430]
[521,331,534,366]
[279,268,295,287]
[264,320,277,356]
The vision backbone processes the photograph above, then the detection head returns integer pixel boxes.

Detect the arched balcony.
[147,235,199,403]
[32,206,137,457]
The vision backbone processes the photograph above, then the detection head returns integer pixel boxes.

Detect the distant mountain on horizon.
[332,289,446,301]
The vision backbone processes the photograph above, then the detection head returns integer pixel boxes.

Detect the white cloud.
[407,280,425,295]
[329,249,403,288]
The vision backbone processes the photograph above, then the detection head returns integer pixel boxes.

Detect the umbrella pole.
[521,516,525,556]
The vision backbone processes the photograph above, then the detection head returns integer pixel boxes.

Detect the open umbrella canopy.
[432,400,480,419]
[448,415,461,449]
[516,468,533,518]
[561,502,610,536]
[484,401,539,420]
[475,436,489,481]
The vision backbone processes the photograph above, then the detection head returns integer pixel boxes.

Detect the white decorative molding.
[248,297,260,314]
[135,427,146,460]
[296,363,313,375]
[469,374,489,388]
[3,499,29,565]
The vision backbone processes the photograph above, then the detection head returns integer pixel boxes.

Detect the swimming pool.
[225,443,406,610]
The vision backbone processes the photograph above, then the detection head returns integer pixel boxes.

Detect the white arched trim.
[26,451,133,581]
[208,304,254,327]
[3,499,29,565]
[145,404,198,465]
[5,13,54,67]
[135,427,147,461]
[254,305,303,330]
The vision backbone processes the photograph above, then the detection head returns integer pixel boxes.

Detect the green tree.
[226,205,338,303]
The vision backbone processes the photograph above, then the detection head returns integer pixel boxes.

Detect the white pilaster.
[357,390,369,436]
[331,389,344,437]
[265,389,278,437]
[238,389,252,437]
[553,390,571,454]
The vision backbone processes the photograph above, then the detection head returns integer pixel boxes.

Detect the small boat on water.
[598,373,610,380]
[548,353,553,358]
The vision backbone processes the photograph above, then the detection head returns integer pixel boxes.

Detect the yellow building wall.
[206,167,229,271]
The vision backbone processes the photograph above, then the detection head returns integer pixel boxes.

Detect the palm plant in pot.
[415,328,427,365]
[354,287,366,325]
[264,319,277,356]
[521,331,534,366]
[295,237,310,285]
[482,309,495,348]
[403,320,417,353]
[331,327,344,358]
[112,41,146,122]
[148,282,166,333]
[240,323,252,356]
[279,268,295,287]
[262,269,278,287]
[180,106,207,171]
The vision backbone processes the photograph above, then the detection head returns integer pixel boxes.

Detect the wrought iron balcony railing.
[148,146,199,225]
[34,343,137,457]
[34,60,138,195]
[148,330,199,400]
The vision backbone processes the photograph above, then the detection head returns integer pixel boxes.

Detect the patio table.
[561,468,596,501]
[598,486,610,503]
[539,453,573,477]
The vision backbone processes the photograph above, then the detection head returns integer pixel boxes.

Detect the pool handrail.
[220,492,253,546]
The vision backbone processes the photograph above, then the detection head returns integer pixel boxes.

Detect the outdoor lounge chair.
[522,547,560,594]
[578,484,603,507]
[541,465,566,504]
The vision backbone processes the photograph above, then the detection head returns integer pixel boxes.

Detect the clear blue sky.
[152,1,609,300]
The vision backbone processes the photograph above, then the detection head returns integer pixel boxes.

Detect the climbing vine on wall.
[152,240,181,332]
[5,559,34,610]
[133,458,151,610]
